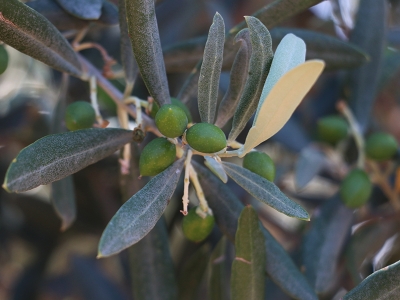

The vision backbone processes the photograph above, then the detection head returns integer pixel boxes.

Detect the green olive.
[65,101,96,131]
[365,132,398,161]
[340,169,372,208]
[150,98,192,122]
[185,123,226,153]
[182,207,215,242]
[317,115,348,144]
[0,45,9,75]
[243,152,275,181]
[139,137,176,176]
[155,104,188,138]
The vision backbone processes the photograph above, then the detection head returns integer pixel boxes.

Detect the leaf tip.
[2,181,10,193]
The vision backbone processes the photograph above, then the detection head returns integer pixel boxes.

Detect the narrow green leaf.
[295,146,327,189]
[176,61,201,104]
[378,48,400,91]
[130,218,178,300]
[215,29,251,128]
[204,156,227,183]
[194,162,318,300]
[302,196,353,294]
[0,0,83,78]
[231,206,266,300]
[98,158,185,257]
[198,12,225,123]
[271,28,369,71]
[347,0,386,132]
[209,237,230,300]
[96,0,119,26]
[118,0,139,85]
[51,176,76,231]
[222,162,309,220]
[254,33,305,121]
[3,128,133,193]
[125,0,170,106]
[55,0,102,20]
[26,0,89,31]
[228,16,273,143]
[343,260,400,300]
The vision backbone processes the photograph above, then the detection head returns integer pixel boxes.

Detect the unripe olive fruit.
[340,169,372,208]
[139,137,176,176]
[182,207,215,242]
[155,104,188,138]
[0,45,9,75]
[243,152,275,181]
[150,98,192,122]
[317,115,348,144]
[185,123,226,153]
[365,132,398,161]
[65,101,96,131]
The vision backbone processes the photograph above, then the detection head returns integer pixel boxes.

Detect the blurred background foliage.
[1,0,400,299]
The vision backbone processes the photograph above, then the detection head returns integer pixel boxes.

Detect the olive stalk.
[89,76,104,126]
[189,164,211,218]
[181,149,193,215]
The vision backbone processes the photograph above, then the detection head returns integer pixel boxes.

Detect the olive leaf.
[198,12,225,124]
[240,60,324,157]
[343,260,400,300]
[125,0,170,106]
[228,16,273,143]
[130,219,178,300]
[254,33,305,121]
[55,0,103,20]
[0,0,83,78]
[97,0,119,26]
[215,29,251,128]
[231,206,266,300]
[204,156,228,183]
[98,157,185,257]
[51,176,76,232]
[3,128,133,193]
[295,146,327,189]
[222,162,309,220]
[209,237,231,300]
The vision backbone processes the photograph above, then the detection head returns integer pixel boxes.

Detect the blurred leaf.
[271,28,369,71]
[345,220,397,285]
[347,0,386,133]
[98,157,185,257]
[51,176,76,231]
[215,29,251,128]
[295,146,327,189]
[119,0,139,85]
[3,128,132,193]
[55,0,102,20]
[198,12,225,123]
[177,61,201,104]
[26,0,89,31]
[343,260,400,300]
[194,162,318,300]
[222,162,309,220]
[125,0,170,106]
[302,196,353,295]
[231,206,266,300]
[209,237,230,300]
[96,0,119,26]
[0,0,83,78]
[130,219,178,300]
[241,60,324,156]
[178,243,211,300]
[378,48,400,91]
[255,33,305,121]
[228,16,273,143]
[204,156,227,183]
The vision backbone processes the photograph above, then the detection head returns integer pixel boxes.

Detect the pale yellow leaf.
[239,60,324,157]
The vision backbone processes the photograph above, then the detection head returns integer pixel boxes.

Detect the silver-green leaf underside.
[198,12,225,123]
[125,0,170,106]
[222,162,309,220]
[3,128,133,193]
[231,206,266,300]
[254,33,305,121]
[215,29,251,128]
[343,260,400,300]
[228,16,273,143]
[55,0,102,20]
[0,0,83,78]
[51,176,76,232]
[204,156,228,183]
[98,158,185,257]
[295,146,327,189]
